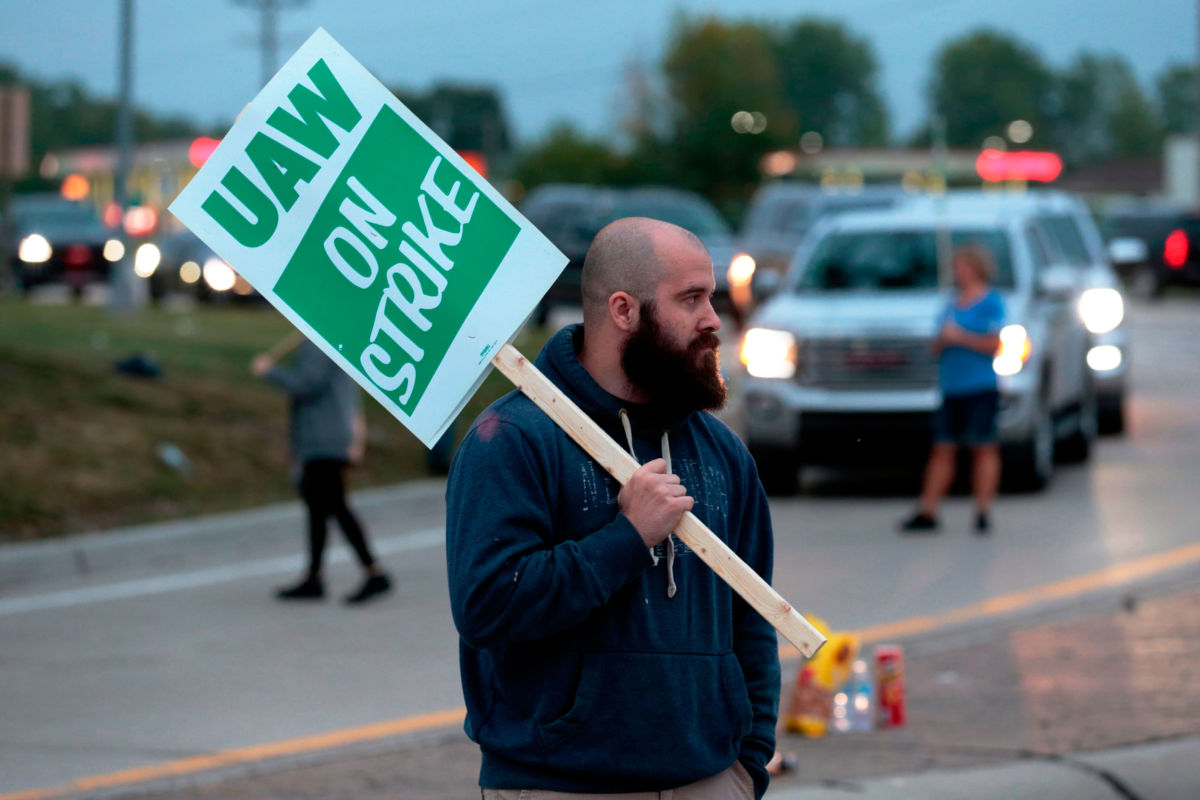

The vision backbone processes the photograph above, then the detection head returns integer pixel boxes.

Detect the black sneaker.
[975,512,990,534]
[275,577,324,600]
[900,512,939,533]
[345,574,391,605]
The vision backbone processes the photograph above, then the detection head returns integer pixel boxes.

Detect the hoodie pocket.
[534,651,751,785]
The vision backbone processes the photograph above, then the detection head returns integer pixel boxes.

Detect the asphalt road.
[2,299,1199,797]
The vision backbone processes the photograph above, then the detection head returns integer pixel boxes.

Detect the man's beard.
[621,301,727,414]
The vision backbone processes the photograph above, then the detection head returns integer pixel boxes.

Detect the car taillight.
[1164,228,1188,270]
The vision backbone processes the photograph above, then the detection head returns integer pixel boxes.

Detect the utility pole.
[109,0,138,312]
[233,0,310,89]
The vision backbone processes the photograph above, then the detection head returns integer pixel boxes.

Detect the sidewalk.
[0,479,450,590]
[104,579,1200,800]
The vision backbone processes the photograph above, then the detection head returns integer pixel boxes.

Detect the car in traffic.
[519,184,738,323]
[735,183,903,304]
[1097,204,1200,298]
[737,198,1096,494]
[4,194,123,298]
[153,229,258,303]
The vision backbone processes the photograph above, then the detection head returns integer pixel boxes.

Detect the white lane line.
[0,481,445,561]
[0,528,444,617]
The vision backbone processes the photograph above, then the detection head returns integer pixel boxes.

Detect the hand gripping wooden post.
[491,343,826,658]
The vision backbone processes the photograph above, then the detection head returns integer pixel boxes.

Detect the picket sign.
[169,28,825,657]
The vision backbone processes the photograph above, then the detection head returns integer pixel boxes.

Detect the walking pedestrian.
[901,243,1006,534]
[253,338,392,603]
[446,217,779,799]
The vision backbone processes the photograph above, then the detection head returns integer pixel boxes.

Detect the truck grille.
[802,337,938,389]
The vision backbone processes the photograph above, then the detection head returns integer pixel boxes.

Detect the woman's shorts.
[933,390,999,446]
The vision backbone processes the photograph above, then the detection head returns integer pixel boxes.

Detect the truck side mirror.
[752,269,782,301]
[1037,265,1077,300]
[1107,237,1148,266]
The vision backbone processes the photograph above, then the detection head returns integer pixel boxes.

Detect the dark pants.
[932,390,999,446]
[299,458,375,578]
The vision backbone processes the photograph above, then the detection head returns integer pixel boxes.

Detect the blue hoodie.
[446,324,780,797]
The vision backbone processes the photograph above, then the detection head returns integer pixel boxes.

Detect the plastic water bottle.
[847,658,874,733]
[830,681,851,733]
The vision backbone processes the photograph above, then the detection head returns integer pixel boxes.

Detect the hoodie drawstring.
[619,409,678,599]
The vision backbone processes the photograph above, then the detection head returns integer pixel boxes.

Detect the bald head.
[581,217,708,323]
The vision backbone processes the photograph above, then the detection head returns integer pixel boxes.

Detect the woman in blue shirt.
[902,243,1005,534]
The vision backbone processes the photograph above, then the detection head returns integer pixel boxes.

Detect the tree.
[392,83,512,162]
[929,30,1053,148]
[1108,80,1162,157]
[661,16,796,215]
[773,19,888,146]
[1048,53,1162,164]
[1157,63,1198,136]
[512,123,623,189]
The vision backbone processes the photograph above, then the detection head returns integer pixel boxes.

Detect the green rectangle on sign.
[274,105,520,413]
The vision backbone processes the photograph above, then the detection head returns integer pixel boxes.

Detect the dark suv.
[1099,207,1200,297]
[5,194,119,298]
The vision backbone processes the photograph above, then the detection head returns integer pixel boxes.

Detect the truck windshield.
[1041,216,1091,266]
[794,230,1015,292]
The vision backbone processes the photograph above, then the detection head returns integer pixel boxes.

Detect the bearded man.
[445,217,780,799]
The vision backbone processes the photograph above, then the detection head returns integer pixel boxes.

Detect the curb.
[767,735,1200,799]
[0,479,448,587]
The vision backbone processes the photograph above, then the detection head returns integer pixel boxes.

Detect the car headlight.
[203,257,237,291]
[103,238,125,262]
[740,327,797,379]
[1087,345,1122,372]
[727,253,756,287]
[1077,288,1124,334]
[18,233,52,264]
[133,243,161,277]
[993,324,1032,377]
[180,260,202,284]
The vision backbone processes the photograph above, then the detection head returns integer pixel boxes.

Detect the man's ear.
[609,291,640,333]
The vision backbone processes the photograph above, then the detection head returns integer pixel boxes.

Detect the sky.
[0,0,1193,146]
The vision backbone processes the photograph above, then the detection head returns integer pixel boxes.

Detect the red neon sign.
[975,149,1063,183]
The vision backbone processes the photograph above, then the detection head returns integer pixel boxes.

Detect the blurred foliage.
[930,30,1055,150]
[661,17,796,218]
[773,19,888,148]
[1049,52,1164,163]
[1156,64,1198,137]
[512,123,625,189]
[0,301,551,541]
[513,14,889,222]
[928,31,1181,166]
[391,82,512,162]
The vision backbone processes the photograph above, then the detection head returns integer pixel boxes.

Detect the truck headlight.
[1078,288,1124,334]
[727,253,756,287]
[993,324,1032,377]
[19,233,52,264]
[740,327,797,379]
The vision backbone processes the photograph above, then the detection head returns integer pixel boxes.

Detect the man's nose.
[701,298,722,333]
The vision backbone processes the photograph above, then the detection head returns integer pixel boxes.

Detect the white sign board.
[170,28,567,446]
